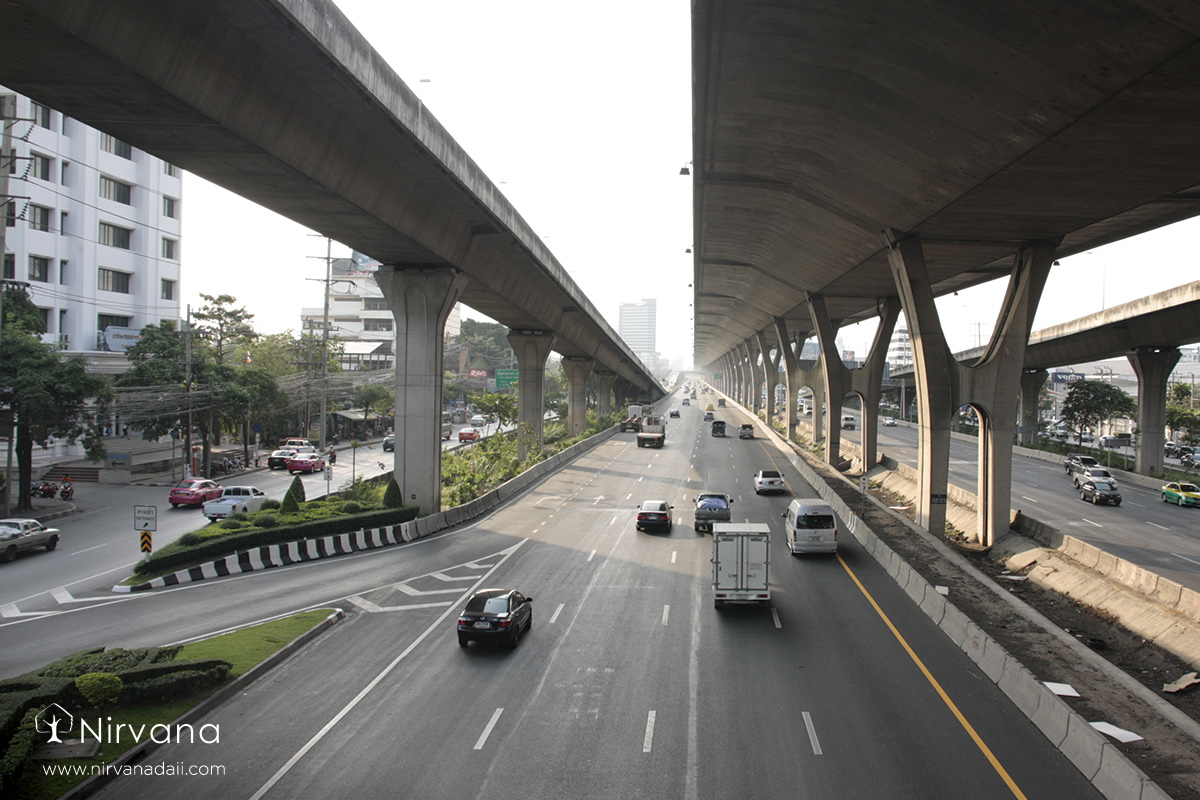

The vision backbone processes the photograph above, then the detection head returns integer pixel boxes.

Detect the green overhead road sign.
[496,369,519,389]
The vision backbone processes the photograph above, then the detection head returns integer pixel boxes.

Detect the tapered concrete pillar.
[1129,347,1181,476]
[376,266,467,514]
[774,318,801,440]
[614,379,631,411]
[808,294,851,465]
[747,338,765,415]
[1019,369,1048,447]
[507,329,556,461]
[757,331,777,423]
[738,342,754,409]
[852,298,901,472]
[594,370,616,417]
[563,357,594,435]
[885,234,957,538]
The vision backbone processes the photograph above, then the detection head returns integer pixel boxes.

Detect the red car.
[458,429,481,443]
[169,478,223,508]
[287,453,326,474]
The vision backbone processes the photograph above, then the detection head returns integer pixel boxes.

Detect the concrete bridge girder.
[507,330,556,461]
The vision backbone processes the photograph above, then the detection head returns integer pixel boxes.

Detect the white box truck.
[711,523,771,608]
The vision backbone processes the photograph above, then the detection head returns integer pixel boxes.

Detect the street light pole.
[319,237,331,451]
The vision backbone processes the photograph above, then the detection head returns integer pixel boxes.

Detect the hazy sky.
[180,0,1200,371]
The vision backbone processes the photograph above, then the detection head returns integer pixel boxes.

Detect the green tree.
[470,392,518,430]
[1,287,111,510]
[1061,380,1137,445]
[192,293,256,366]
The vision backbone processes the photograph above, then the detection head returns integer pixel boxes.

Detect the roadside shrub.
[120,666,229,704]
[288,475,306,503]
[0,709,39,798]
[39,648,142,678]
[261,498,281,510]
[178,533,203,547]
[324,494,341,502]
[341,501,363,514]
[280,492,300,515]
[227,511,249,522]
[219,519,247,530]
[383,479,404,508]
[253,514,279,528]
[75,672,123,708]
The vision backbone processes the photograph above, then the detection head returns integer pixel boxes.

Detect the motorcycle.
[59,482,74,501]
[327,450,337,465]
[30,481,58,499]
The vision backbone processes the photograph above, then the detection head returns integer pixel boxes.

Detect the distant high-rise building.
[1,87,182,373]
[619,298,657,365]
[887,326,914,370]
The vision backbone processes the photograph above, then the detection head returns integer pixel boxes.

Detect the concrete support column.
[808,294,851,465]
[757,330,777,424]
[959,241,1055,547]
[798,356,826,444]
[850,298,901,472]
[563,357,594,435]
[1018,369,1048,447]
[738,342,754,409]
[506,329,556,461]
[613,379,632,411]
[885,234,957,537]
[748,337,767,416]
[376,266,467,514]
[1129,347,1181,476]
[594,370,616,417]
[774,318,801,440]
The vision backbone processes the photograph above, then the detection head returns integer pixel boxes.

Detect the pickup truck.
[203,486,269,520]
[0,518,61,562]
[693,492,733,533]
[637,414,666,448]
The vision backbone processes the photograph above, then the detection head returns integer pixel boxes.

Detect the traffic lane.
[700,416,1100,798]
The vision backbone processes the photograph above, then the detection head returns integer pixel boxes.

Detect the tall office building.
[619,298,657,366]
[887,325,914,370]
[1,88,182,374]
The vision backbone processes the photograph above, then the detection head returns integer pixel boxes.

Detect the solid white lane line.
[771,608,781,628]
[1083,519,1103,528]
[662,605,670,626]
[671,551,677,564]
[643,710,657,753]
[803,711,823,755]
[1147,522,1170,531]
[587,549,597,562]
[474,708,504,750]
[1173,553,1200,567]
[549,603,564,624]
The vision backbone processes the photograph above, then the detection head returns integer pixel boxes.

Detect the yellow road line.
[837,553,1029,800]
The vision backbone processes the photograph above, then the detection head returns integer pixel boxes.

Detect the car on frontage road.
[1161,482,1200,507]
[0,519,61,563]
[286,453,326,474]
[267,449,298,470]
[459,428,481,443]
[457,589,533,648]
[168,478,224,507]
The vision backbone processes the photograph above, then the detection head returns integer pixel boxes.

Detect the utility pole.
[184,306,193,478]
[320,236,331,450]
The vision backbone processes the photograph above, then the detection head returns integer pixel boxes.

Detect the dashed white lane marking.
[1173,553,1200,567]
[803,711,823,755]
[1147,522,1169,531]
[1082,518,1103,528]
[587,549,597,562]
[474,708,504,750]
[68,543,110,556]
[771,607,782,628]
[626,493,632,499]
[671,551,677,564]
[643,710,657,753]
[549,603,564,624]
[662,605,670,626]
[1020,496,1039,503]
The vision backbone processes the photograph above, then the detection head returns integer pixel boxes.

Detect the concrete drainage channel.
[728,396,1179,800]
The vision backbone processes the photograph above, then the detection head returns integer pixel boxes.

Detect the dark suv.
[382,434,395,452]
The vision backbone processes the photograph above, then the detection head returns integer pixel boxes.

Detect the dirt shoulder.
[808,456,1200,800]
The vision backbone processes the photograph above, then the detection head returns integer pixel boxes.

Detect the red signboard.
[469,369,488,378]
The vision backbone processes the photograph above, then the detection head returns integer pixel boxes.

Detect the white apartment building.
[1,88,182,374]
[299,252,462,370]
[887,325,914,370]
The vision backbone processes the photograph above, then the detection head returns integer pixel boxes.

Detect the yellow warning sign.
[140,531,152,553]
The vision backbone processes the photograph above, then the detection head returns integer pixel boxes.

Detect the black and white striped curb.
[113,426,621,593]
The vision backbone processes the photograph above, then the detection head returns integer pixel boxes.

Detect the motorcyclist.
[327,446,337,465]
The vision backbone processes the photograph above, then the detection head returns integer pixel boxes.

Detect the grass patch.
[11,610,335,800]
[176,610,332,677]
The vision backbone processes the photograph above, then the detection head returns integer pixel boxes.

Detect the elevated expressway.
[0,0,663,514]
[690,0,1200,545]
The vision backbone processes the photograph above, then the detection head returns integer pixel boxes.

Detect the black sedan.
[636,500,673,532]
[1079,480,1122,506]
[267,448,297,469]
[457,589,533,648]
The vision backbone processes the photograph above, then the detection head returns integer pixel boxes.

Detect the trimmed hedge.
[76,673,123,707]
[133,504,419,577]
[0,710,38,799]
[119,666,229,704]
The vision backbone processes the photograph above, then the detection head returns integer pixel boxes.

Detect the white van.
[781,499,839,554]
[841,415,856,429]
